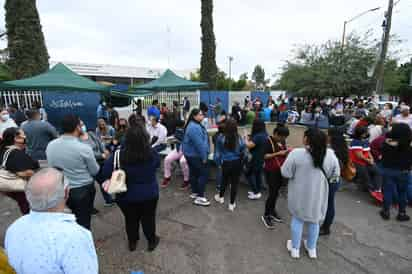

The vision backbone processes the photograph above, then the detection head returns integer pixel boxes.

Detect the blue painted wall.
[199,91,229,116]
[251,91,270,106]
[42,91,101,132]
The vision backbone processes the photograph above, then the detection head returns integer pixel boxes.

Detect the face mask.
[81,125,87,133]
[1,114,9,121]
[102,102,107,107]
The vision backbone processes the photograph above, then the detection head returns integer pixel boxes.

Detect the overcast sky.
[0,0,411,82]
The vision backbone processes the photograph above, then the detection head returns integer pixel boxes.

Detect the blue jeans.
[381,167,409,213]
[247,168,263,194]
[291,216,319,250]
[185,156,209,197]
[215,166,222,191]
[322,181,341,231]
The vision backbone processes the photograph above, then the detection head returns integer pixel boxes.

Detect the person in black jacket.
[102,124,160,252]
[0,127,39,214]
[380,123,412,222]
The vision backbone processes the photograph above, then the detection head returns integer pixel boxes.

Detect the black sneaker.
[128,241,137,252]
[148,236,160,252]
[396,213,410,222]
[91,208,99,215]
[319,227,330,236]
[261,216,275,229]
[380,209,390,220]
[270,212,283,223]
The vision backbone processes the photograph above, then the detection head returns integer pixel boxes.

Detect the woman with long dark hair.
[319,128,349,236]
[245,119,268,200]
[183,108,210,206]
[102,124,160,252]
[261,124,290,229]
[0,127,39,215]
[380,123,412,221]
[281,128,340,259]
[214,119,245,211]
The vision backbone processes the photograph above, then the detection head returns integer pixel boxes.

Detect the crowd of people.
[0,94,412,272]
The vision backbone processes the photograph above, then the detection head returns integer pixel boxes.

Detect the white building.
[50,61,196,86]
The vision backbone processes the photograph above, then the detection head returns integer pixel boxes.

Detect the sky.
[0,0,411,83]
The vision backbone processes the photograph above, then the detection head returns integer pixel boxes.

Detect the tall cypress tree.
[5,0,49,79]
[200,0,217,90]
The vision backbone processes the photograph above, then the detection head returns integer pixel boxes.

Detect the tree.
[200,0,218,90]
[239,72,248,81]
[252,65,266,88]
[277,34,377,96]
[5,0,49,79]
[0,63,12,81]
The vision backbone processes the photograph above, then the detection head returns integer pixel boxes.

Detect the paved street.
[0,126,411,274]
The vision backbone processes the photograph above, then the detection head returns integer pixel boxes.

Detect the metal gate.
[0,90,43,109]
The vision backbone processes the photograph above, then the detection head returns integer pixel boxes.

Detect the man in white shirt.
[393,105,412,129]
[5,168,98,274]
[147,116,167,152]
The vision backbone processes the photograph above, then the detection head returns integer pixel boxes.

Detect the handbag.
[102,150,127,195]
[264,137,286,172]
[0,147,27,192]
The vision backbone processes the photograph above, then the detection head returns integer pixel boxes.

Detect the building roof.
[50,61,195,80]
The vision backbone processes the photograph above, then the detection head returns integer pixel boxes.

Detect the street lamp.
[341,7,381,49]
[228,56,234,91]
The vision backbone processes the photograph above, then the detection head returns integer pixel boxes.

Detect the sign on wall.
[42,91,101,132]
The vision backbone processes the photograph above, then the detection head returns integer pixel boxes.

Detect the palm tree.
[200,0,218,90]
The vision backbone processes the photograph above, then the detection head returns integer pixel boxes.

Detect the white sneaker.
[248,192,262,200]
[248,191,254,196]
[228,203,236,211]
[214,194,224,204]
[194,197,211,206]
[286,240,300,259]
[190,193,198,199]
[303,240,317,259]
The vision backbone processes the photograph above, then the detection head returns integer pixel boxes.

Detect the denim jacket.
[182,121,210,161]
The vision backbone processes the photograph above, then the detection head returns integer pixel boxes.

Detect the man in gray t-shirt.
[22,109,58,161]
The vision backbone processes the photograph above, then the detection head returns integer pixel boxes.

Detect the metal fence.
[139,91,200,110]
[0,90,43,109]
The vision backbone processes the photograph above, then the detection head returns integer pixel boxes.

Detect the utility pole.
[228,56,234,91]
[375,0,394,94]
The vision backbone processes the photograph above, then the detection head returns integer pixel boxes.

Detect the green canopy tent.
[111,90,153,98]
[0,63,110,130]
[134,69,207,102]
[0,63,110,92]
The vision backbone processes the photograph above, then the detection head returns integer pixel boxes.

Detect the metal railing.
[0,90,43,109]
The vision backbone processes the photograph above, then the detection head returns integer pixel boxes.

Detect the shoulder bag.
[102,150,127,195]
[0,147,27,192]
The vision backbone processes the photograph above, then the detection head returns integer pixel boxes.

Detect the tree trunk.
[5,0,49,79]
[200,0,217,90]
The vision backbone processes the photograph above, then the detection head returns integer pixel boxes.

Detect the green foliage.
[277,34,378,96]
[252,65,265,87]
[0,63,12,81]
[386,60,412,96]
[5,0,49,79]
[200,0,218,90]
[192,69,247,90]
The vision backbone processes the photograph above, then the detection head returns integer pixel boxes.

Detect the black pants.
[220,159,242,204]
[355,163,382,191]
[66,184,96,230]
[264,170,283,216]
[118,198,159,245]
